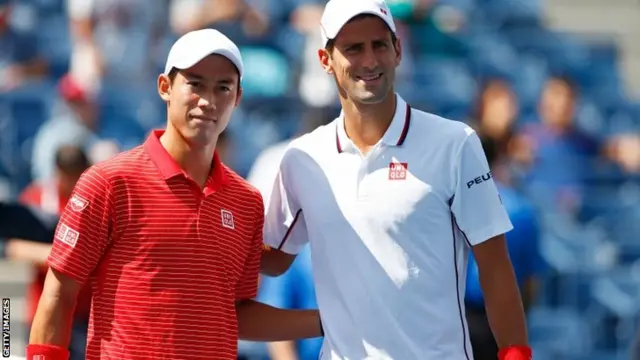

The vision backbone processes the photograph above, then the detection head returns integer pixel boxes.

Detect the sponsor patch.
[69,194,89,212]
[55,224,79,248]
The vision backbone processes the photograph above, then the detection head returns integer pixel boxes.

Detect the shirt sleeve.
[263,150,309,255]
[235,197,265,300]
[46,166,114,284]
[450,130,513,246]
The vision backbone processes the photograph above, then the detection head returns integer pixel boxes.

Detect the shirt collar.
[143,129,229,191]
[336,94,412,153]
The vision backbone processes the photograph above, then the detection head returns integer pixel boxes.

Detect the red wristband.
[26,344,70,360]
[498,345,532,360]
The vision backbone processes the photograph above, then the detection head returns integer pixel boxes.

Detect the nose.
[361,45,380,72]
[197,89,215,109]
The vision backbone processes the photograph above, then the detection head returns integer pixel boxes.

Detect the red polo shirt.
[47,130,264,360]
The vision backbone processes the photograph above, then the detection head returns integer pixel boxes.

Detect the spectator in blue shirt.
[258,246,322,360]
[465,133,546,360]
[0,0,49,91]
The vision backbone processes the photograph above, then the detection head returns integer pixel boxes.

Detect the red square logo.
[388,162,408,180]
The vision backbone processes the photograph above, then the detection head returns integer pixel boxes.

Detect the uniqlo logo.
[388,162,408,180]
[55,223,79,247]
[221,209,235,229]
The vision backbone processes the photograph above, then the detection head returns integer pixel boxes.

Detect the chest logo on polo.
[221,209,235,229]
[388,162,408,180]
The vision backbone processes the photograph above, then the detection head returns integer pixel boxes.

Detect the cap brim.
[164,48,243,79]
[322,10,395,45]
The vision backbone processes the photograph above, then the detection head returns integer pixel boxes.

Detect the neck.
[341,92,397,152]
[160,126,216,187]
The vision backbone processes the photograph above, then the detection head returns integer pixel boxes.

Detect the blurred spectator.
[66,0,168,87]
[470,79,519,144]
[512,75,640,213]
[6,145,92,360]
[0,0,49,91]
[169,0,269,40]
[468,78,520,186]
[465,133,546,360]
[30,73,99,183]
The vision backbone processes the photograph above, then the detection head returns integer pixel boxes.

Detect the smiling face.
[318,14,401,105]
[157,54,242,148]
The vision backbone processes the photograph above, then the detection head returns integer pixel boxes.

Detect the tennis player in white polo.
[261,0,531,359]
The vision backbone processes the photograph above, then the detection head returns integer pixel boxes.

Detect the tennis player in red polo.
[26,29,323,360]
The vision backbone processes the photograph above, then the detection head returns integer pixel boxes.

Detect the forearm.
[6,239,51,266]
[480,270,528,347]
[236,299,322,341]
[29,292,76,346]
[268,341,300,360]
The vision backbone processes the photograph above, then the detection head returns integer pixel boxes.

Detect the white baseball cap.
[320,0,396,46]
[163,29,244,80]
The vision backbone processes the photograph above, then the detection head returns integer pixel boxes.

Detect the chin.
[182,128,218,147]
[355,92,389,104]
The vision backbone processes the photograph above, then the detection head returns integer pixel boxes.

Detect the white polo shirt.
[264,94,513,360]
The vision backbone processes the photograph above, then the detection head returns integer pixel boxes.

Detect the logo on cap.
[380,7,388,15]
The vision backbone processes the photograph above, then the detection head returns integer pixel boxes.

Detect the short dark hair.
[55,145,90,176]
[167,68,179,83]
[324,14,398,54]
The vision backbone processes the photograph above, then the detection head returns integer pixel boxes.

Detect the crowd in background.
[1,0,640,359]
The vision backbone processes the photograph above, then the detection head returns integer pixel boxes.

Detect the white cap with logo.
[320,0,396,46]
[163,29,244,80]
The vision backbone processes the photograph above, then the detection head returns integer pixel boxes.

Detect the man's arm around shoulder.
[473,235,531,360]
[27,268,84,359]
[235,298,322,342]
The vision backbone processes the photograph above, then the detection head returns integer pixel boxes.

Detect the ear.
[157,74,171,102]
[317,48,334,74]
[234,86,243,107]
[394,37,402,68]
